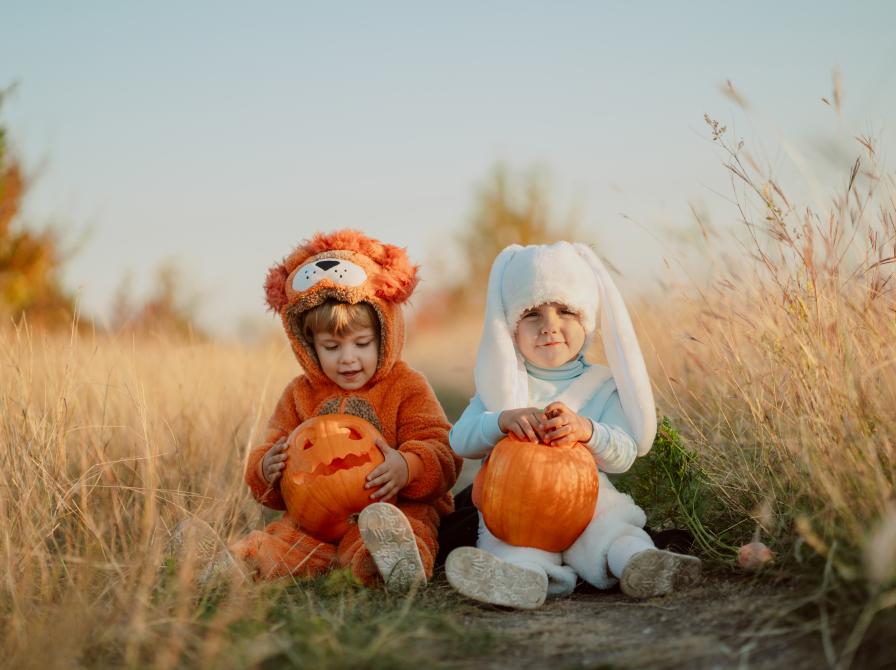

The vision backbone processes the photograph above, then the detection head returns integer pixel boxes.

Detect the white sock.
[607,534,655,579]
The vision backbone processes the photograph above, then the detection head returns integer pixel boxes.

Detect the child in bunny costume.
[445,242,701,608]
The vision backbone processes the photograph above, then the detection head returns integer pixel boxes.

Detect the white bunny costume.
[448,241,659,594]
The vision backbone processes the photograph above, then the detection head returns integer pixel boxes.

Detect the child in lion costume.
[227,230,461,589]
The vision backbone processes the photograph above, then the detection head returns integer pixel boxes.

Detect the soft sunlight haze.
[2,2,894,335]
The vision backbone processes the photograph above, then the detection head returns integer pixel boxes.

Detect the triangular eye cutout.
[346,427,363,440]
[303,439,314,450]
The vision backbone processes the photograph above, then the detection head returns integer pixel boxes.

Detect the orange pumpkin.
[281,414,385,542]
[473,436,599,552]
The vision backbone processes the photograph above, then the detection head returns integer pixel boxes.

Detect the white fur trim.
[474,246,529,411]
[562,473,650,588]
[291,258,368,292]
[500,244,598,336]
[477,517,578,596]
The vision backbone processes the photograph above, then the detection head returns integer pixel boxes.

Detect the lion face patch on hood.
[264,230,419,388]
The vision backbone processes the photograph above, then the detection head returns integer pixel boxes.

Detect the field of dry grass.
[642,122,896,591]
[0,326,284,666]
[2,124,895,667]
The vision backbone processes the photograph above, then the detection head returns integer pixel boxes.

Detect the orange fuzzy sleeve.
[395,368,462,502]
[245,378,303,510]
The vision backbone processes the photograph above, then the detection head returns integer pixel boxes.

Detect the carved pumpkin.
[473,436,599,552]
[281,414,385,541]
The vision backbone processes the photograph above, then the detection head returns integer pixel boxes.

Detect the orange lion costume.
[231,230,461,583]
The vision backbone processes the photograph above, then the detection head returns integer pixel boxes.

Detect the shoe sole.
[620,549,702,598]
[445,546,548,609]
[358,503,426,592]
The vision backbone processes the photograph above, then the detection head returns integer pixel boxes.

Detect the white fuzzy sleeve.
[581,390,638,473]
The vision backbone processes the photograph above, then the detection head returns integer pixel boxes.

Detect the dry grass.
[0,323,294,667]
[0,326,489,668]
[635,119,896,657]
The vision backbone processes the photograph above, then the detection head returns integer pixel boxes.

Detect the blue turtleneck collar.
[524,354,587,381]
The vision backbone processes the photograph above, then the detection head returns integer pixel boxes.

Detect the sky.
[3,2,895,337]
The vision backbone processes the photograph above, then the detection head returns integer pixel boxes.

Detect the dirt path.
[453,575,854,670]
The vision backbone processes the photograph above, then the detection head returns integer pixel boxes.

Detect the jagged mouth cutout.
[293,425,373,480]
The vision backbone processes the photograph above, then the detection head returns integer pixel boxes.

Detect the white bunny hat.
[474,242,657,455]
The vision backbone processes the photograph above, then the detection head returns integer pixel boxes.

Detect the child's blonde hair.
[301,300,378,340]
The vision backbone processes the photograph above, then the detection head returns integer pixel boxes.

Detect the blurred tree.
[458,163,581,296]
[0,85,77,328]
[110,259,204,339]
[414,163,586,330]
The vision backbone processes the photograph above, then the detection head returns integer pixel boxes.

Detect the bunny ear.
[574,244,657,455]
[475,245,529,412]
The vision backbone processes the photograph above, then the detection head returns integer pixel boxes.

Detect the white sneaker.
[619,548,701,598]
[445,546,548,610]
[358,502,426,592]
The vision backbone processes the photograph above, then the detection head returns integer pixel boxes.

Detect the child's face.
[514,302,586,368]
[312,325,379,390]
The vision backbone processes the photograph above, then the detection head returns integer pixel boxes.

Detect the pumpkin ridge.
[300,473,345,540]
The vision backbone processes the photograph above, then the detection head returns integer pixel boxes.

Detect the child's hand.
[542,401,593,446]
[261,438,289,484]
[498,407,547,442]
[365,436,409,501]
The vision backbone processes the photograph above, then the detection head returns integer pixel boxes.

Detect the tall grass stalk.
[643,119,896,595]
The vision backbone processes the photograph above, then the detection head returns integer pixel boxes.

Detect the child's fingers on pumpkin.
[547,424,572,438]
[366,463,389,482]
[530,417,548,441]
[520,420,540,442]
[373,435,395,455]
[512,420,529,440]
[507,424,527,441]
[542,415,568,430]
[366,470,392,488]
[370,480,395,499]
[544,401,568,417]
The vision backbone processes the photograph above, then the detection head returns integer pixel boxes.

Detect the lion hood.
[263,229,419,388]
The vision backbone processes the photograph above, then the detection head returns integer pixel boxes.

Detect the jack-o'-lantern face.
[281,414,385,542]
